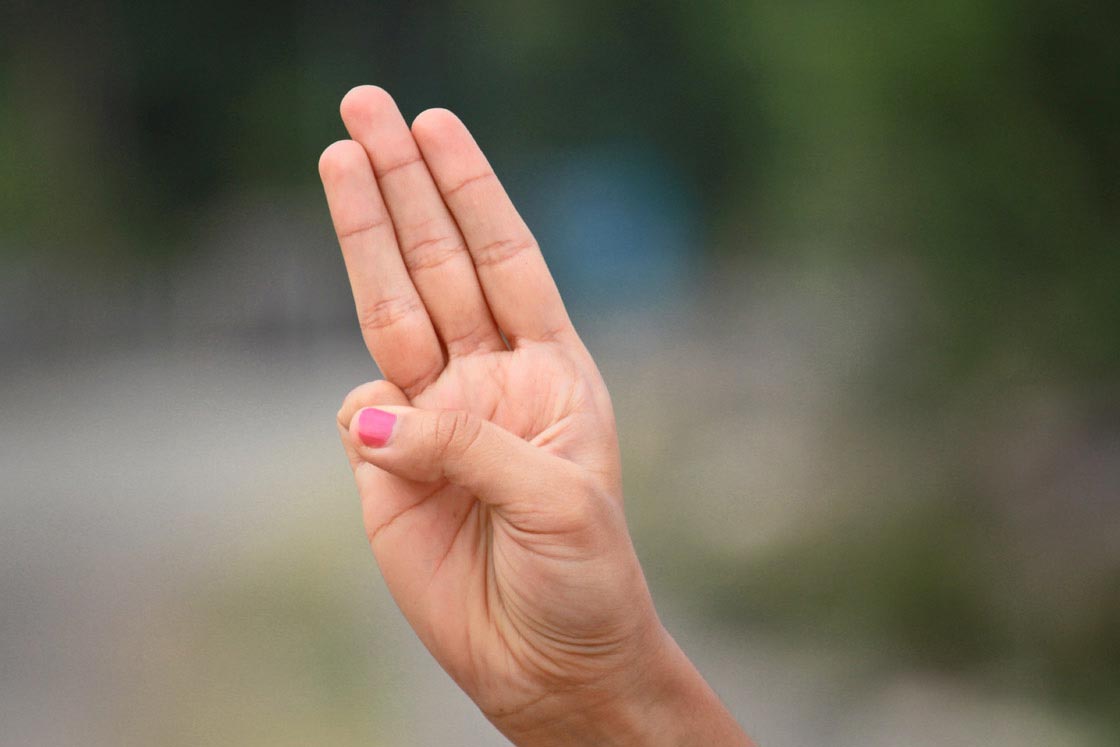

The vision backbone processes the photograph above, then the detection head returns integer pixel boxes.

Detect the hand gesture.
[319,86,750,746]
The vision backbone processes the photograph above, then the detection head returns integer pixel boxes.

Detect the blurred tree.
[3,1,1115,382]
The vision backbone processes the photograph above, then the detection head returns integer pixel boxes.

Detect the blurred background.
[2,1,1118,744]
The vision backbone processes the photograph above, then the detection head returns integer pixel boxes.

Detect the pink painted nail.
[357,408,396,447]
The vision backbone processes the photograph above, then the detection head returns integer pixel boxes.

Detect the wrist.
[492,622,753,747]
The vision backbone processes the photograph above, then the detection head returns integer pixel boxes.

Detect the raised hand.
[319,86,750,745]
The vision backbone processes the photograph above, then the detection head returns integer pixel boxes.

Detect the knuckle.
[472,237,537,269]
[401,232,466,273]
[356,294,423,334]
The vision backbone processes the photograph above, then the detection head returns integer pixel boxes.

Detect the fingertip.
[346,406,369,444]
[341,84,396,125]
[318,139,365,180]
[341,84,386,109]
[337,379,409,430]
[411,107,464,142]
[352,406,402,449]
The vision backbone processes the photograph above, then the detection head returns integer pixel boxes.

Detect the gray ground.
[1,262,1100,745]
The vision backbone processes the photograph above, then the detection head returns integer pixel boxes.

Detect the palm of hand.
[393,346,630,708]
[417,344,588,448]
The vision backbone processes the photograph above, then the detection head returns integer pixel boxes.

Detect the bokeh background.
[2,1,1118,745]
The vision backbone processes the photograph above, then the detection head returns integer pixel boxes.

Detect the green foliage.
[4,0,1116,377]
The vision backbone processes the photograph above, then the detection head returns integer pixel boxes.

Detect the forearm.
[494,625,754,747]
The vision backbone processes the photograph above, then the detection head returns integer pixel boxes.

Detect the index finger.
[319,140,445,395]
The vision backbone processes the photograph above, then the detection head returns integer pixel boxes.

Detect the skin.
[319,85,753,746]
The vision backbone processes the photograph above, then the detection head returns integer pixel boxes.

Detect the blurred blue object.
[522,144,700,313]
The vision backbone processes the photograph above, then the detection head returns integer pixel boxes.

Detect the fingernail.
[357,408,396,447]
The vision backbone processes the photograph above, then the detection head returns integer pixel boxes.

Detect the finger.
[336,379,410,470]
[319,139,445,396]
[411,108,577,348]
[336,381,465,568]
[347,405,599,532]
[340,87,506,357]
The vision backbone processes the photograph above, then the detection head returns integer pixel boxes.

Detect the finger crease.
[443,170,496,198]
[337,217,391,241]
[522,323,569,346]
[442,317,495,356]
[396,358,445,397]
[366,483,444,547]
[402,235,467,272]
[431,500,477,580]
[374,154,425,180]
[472,237,537,269]
[357,294,425,333]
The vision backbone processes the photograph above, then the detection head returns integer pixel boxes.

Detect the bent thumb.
[347,406,577,513]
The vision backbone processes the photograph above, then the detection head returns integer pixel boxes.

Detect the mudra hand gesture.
[319,86,751,746]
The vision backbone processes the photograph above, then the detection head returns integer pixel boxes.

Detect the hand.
[319,86,751,745]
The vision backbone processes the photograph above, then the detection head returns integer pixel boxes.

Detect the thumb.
[347,406,583,515]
